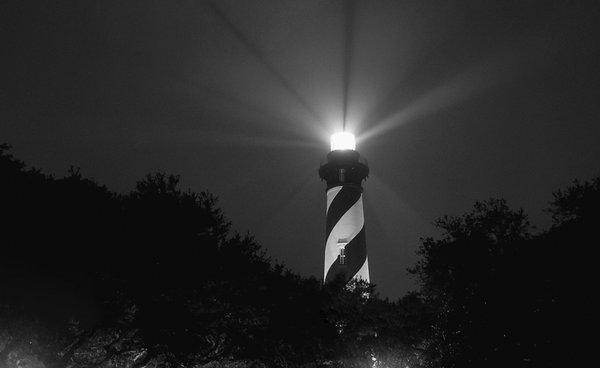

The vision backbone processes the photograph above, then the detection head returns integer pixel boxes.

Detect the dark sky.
[3,0,600,298]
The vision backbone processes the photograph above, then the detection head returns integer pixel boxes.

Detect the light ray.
[357,29,551,143]
[207,1,325,133]
[133,127,322,150]
[342,0,356,131]
[170,75,321,141]
[358,62,501,143]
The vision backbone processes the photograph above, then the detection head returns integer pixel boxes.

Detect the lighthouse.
[319,132,369,284]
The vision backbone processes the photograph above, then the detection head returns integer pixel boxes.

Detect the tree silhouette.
[410,178,599,367]
[3,143,594,367]
[2,144,421,368]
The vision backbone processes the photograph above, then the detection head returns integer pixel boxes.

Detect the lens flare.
[330,132,356,151]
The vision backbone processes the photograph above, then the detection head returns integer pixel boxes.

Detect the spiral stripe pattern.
[324,185,369,283]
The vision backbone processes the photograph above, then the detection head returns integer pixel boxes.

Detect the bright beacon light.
[330,132,356,151]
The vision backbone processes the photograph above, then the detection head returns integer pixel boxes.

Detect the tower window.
[337,238,348,265]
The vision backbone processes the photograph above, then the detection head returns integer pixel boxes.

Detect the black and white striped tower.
[319,132,369,284]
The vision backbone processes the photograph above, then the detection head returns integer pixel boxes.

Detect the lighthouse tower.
[319,132,369,284]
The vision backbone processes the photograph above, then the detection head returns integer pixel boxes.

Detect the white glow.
[330,132,356,151]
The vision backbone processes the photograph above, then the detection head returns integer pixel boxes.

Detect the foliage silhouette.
[2,144,596,367]
[0,144,418,368]
[410,179,599,367]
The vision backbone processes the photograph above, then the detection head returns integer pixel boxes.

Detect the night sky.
[3,0,600,298]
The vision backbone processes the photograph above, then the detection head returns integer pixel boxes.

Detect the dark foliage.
[410,179,599,367]
[0,144,417,368]
[2,143,596,367]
